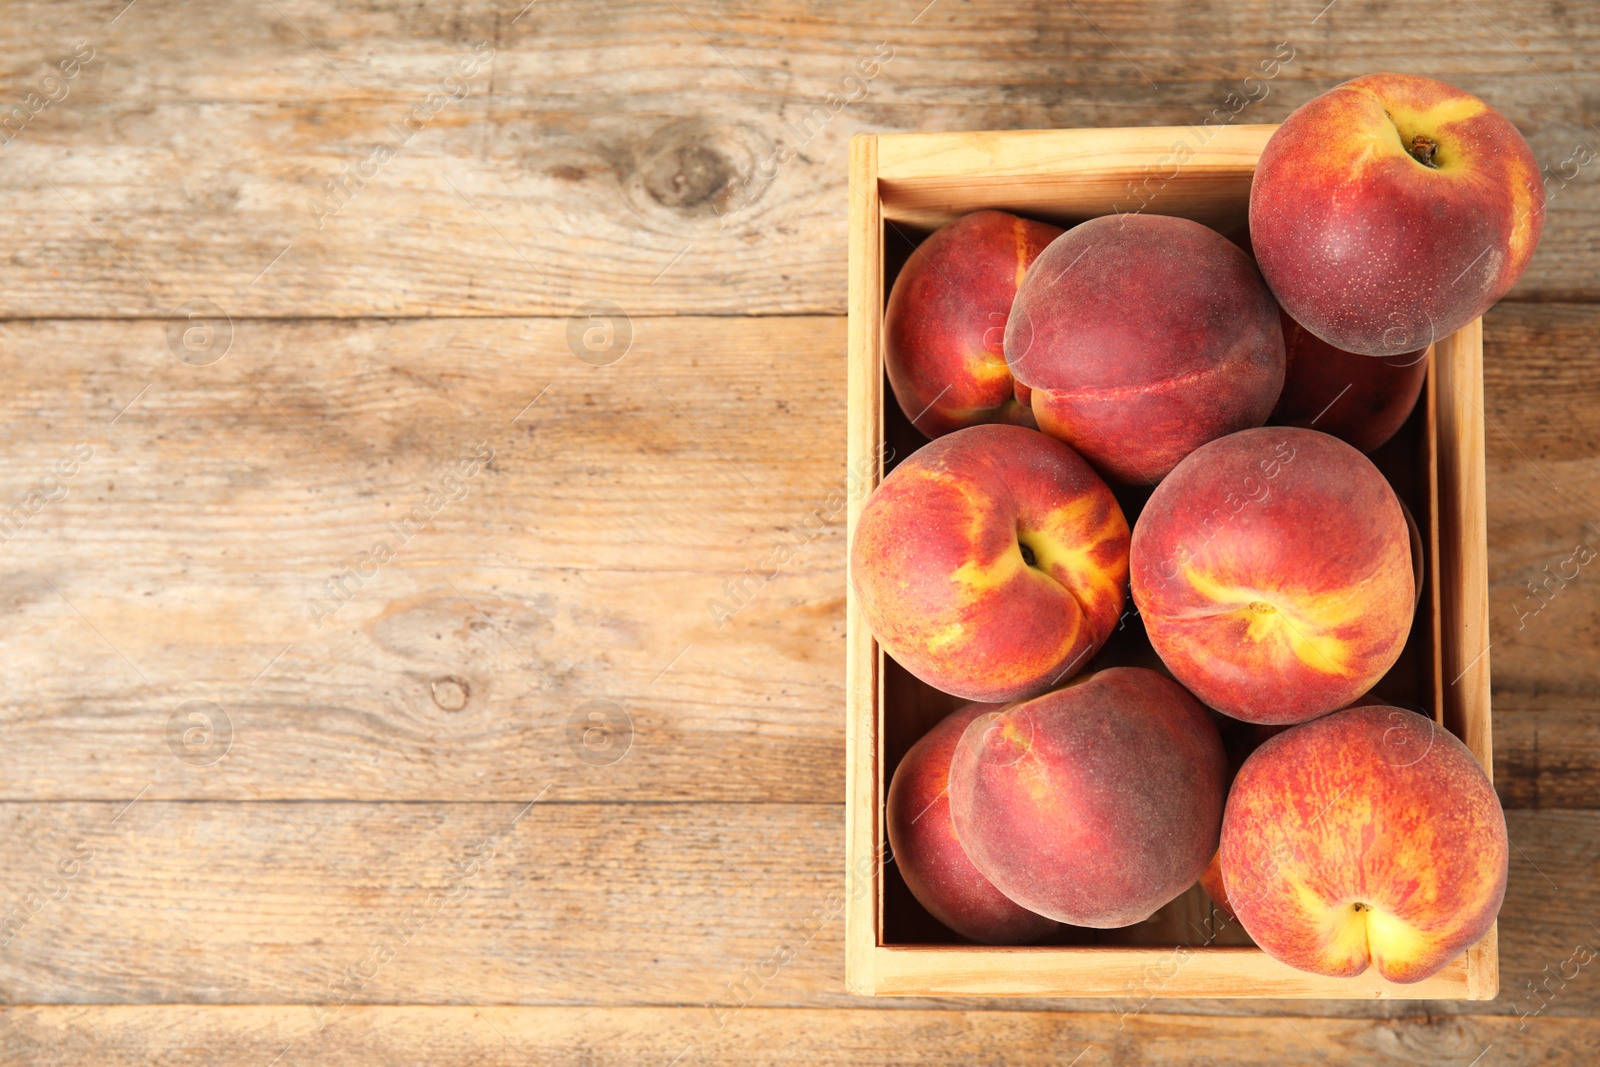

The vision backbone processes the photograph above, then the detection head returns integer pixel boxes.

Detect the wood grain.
[0,801,1590,1017]
[0,309,1592,806]
[1433,317,1492,771]
[0,0,1592,1056]
[843,131,885,995]
[1479,302,1600,807]
[1497,711,1600,809]
[876,125,1271,232]
[0,1,1594,317]
[3,1005,1598,1065]
[0,315,852,804]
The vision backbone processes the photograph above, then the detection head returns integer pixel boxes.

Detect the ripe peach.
[1220,705,1508,983]
[1270,312,1428,453]
[1003,213,1284,484]
[886,703,1058,944]
[1225,225,1430,450]
[1251,73,1545,357]
[947,667,1226,928]
[851,424,1129,703]
[1130,427,1414,724]
[885,210,1063,438]
[1198,721,1289,920]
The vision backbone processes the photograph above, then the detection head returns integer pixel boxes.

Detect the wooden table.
[0,1,1595,1062]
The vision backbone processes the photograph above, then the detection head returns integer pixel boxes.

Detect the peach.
[1220,705,1508,983]
[1226,223,1431,446]
[1251,73,1545,357]
[947,667,1226,928]
[886,703,1058,944]
[1198,721,1289,920]
[851,424,1129,703]
[1130,427,1413,725]
[1270,311,1428,453]
[885,210,1063,438]
[1229,229,1428,451]
[1003,213,1284,484]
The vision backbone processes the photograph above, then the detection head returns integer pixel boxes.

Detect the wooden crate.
[843,125,1496,999]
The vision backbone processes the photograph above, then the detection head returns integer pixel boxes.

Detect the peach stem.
[1408,135,1438,167]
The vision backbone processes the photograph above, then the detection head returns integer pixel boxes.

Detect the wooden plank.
[1433,319,1493,775]
[3,1006,1598,1066]
[0,1,1595,317]
[1482,304,1600,466]
[1497,711,1600,809]
[843,131,884,995]
[1478,302,1600,805]
[0,801,1589,1015]
[877,125,1272,233]
[863,944,1476,1000]
[0,308,1593,805]
[0,315,853,803]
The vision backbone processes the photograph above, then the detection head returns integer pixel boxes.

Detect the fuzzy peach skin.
[1230,228,1430,453]
[885,210,1063,438]
[1002,213,1284,484]
[886,703,1059,944]
[1130,427,1413,725]
[1220,705,1508,983]
[1198,720,1292,920]
[1251,73,1545,357]
[947,667,1226,928]
[1273,313,1428,458]
[851,424,1129,703]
